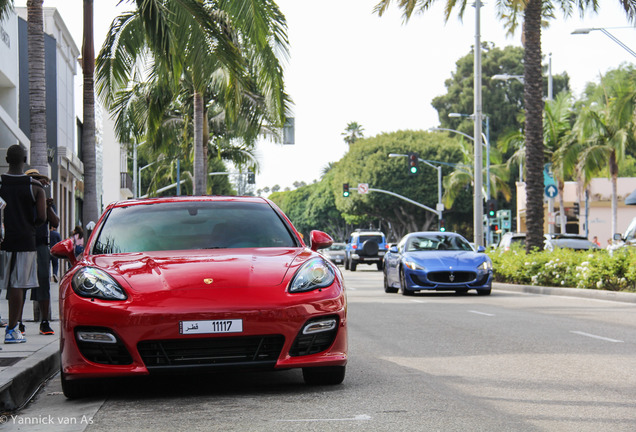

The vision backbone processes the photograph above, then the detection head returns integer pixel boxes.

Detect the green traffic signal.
[410,166,418,174]
[343,183,350,197]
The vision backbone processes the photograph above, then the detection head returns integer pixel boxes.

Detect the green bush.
[488,246,636,292]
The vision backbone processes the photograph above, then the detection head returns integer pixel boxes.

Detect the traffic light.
[486,199,497,217]
[343,183,350,197]
[490,223,499,232]
[439,219,445,232]
[247,172,255,184]
[407,152,419,174]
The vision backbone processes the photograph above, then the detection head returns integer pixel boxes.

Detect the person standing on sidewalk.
[0,145,47,344]
[25,169,59,335]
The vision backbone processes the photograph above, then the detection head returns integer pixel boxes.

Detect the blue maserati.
[383,232,493,295]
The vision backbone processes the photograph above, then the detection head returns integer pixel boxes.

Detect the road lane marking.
[468,310,495,316]
[277,414,372,422]
[410,300,426,303]
[570,331,623,343]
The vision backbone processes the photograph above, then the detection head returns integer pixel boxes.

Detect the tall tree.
[574,66,636,236]
[97,0,289,196]
[375,0,636,251]
[0,1,47,173]
[82,0,99,224]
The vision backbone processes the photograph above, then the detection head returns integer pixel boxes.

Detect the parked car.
[345,230,388,271]
[497,232,526,251]
[543,233,600,251]
[383,231,493,295]
[611,216,636,250]
[51,196,347,398]
[320,242,346,265]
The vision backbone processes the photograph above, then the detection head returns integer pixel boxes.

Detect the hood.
[90,248,306,293]
[407,250,487,269]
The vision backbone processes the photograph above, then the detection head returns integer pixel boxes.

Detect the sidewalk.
[0,281,60,412]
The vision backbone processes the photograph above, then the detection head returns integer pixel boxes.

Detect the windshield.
[92,201,298,254]
[406,234,473,252]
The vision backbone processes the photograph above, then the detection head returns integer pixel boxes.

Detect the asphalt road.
[5,267,636,431]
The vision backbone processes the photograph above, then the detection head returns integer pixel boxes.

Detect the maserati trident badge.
[204,278,214,284]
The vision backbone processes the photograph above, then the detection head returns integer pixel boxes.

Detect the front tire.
[477,287,492,296]
[303,366,346,385]
[400,269,414,296]
[61,372,96,399]
[376,261,383,271]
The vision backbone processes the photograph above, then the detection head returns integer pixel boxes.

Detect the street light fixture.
[572,27,636,58]
[491,74,524,83]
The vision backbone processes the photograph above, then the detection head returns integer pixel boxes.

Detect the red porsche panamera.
[51,196,347,398]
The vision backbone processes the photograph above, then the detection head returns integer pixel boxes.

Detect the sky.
[14,0,636,192]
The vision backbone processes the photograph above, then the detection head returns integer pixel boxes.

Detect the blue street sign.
[545,184,558,198]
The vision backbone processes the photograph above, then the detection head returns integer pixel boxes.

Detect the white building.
[516,177,636,244]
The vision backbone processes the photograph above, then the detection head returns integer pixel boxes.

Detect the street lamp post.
[431,123,491,245]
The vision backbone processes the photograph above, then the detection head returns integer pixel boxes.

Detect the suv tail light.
[352,245,357,249]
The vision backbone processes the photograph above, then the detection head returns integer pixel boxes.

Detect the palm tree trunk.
[82,0,99,225]
[523,0,545,251]
[26,0,47,172]
[610,150,618,236]
[557,179,565,233]
[193,91,205,195]
[202,107,209,194]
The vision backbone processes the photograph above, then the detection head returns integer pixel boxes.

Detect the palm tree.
[441,136,511,209]
[374,0,636,251]
[573,67,636,236]
[81,0,99,224]
[0,1,47,173]
[342,122,365,145]
[97,0,289,196]
[544,92,577,233]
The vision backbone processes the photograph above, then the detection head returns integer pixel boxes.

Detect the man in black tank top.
[0,145,46,344]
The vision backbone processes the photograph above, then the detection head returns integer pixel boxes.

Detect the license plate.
[179,319,243,335]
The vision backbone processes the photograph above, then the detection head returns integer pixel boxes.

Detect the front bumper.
[403,268,493,292]
[60,286,347,380]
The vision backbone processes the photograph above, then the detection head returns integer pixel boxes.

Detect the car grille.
[137,335,285,370]
[426,271,476,284]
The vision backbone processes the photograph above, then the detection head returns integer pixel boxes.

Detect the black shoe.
[39,321,55,335]
[18,322,25,334]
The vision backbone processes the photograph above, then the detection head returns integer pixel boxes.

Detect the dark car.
[383,231,493,295]
[345,230,388,271]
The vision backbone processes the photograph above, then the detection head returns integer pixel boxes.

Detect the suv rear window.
[358,235,383,243]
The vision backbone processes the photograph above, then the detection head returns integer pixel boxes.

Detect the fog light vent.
[303,319,336,335]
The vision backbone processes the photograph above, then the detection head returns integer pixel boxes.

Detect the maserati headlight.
[71,267,127,300]
[289,258,336,293]
[404,260,424,270]
[478,260,493,271]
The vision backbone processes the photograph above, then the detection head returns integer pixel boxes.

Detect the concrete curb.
[494,282,636,304]
[0,338,60,412]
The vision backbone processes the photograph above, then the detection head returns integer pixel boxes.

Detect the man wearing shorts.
[0,145,46,343]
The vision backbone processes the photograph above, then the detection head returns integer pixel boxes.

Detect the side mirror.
[477,245,486,253]
[310,230,333,252]
[50,238,77,266]
[389,245,398,253]
[613,233,623,241]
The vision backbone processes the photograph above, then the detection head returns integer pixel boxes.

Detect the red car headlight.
[71,267,128,300]
[289,258,336,293]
